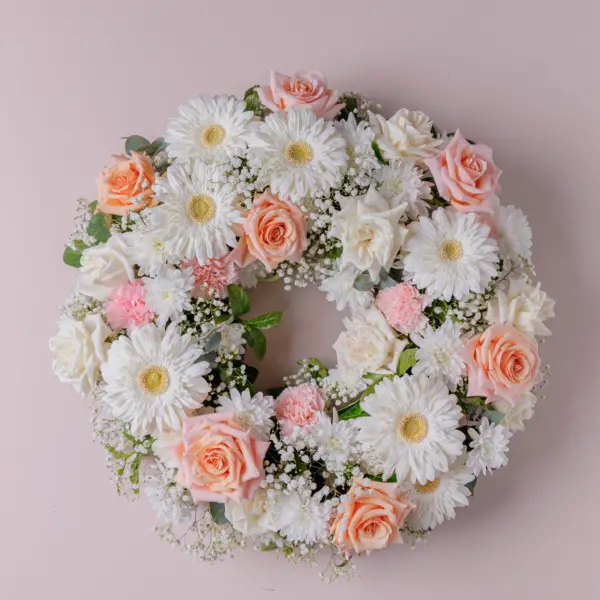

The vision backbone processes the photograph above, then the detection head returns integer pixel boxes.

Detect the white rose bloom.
[370,108,442,162]
[333,306,406,374]
[494,392,538,432]
[331,186,407,282]
[225,488,277,538]
[76,235,134,301]
[487,276,555,336]
[49,313,111,396]
[152,430,183,468]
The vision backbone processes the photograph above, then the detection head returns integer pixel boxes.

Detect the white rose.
[224,488,277,538]
[152,430,183,468]
[49,313,111,396]
[331,186,407,282]
[76,234,134,301]
[333,306,406,374]
[494,392,537,432]
[487,276,555,336]
[370,108,442,161]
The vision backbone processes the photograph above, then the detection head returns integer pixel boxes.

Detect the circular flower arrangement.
[50,69,554,580]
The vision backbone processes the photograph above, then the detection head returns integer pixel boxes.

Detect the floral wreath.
[50,69,554,580]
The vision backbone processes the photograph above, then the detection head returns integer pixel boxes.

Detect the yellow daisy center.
[415,478,440,494]
[138,366,169,395]
[200,124,226,147]
[439,239,463,261]
[187,194,216,224]
[398,413,429,443]
[286,141,313,165]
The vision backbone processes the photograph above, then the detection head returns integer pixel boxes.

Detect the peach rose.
[97,152,156,216]
[331,478,415,556]
[463,323,540,404]
[242,190,308,271]
[172,412,270,503]
[258,70,344,120]
[425,130,501,214]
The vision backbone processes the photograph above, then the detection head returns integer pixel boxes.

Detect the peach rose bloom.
[172,412,270,503]
[97,152,156,216]
[331,478,415,556]
[258,70,344,120]
[463,323,540,404]
[243,190,308,271]
[425,130,501,214]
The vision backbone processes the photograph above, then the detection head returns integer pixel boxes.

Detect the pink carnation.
[104,280,154,332]
[275,383,326,436]
[375,283,430,334]
[182,254,240,299]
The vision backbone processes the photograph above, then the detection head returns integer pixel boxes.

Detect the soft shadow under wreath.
[50,69,554,580]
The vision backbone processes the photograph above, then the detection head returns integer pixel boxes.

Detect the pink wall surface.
[2,1,599,598]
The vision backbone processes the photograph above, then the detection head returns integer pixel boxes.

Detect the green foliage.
[62,240,88,268]
[124,134,150,155]
[87,212,111,244]
[202,331,222,353]
[482,409,505,425]
[245,311,283,330]
[371,141,389,165]
[209,502,229,524]
[244,326,266,360]
[227,284,251,317]
[353,271,375,291]
[243,85,268,117]
[338,402,369,420]
[397,348,417,376]
[466,477,478,495]
[377,268,397,290]
[303,357,329,379]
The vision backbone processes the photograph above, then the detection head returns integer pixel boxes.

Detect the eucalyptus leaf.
[124,134,151,156]
[209,502,228,524]
[202,331,222,354]
[378,268,397,290]
[87,212,111,244]
[397,348,418,376]
[245,326,266,361]
[227,284,250,317]
[353,271,375,291]
[245,311,283,330]
[483,410,505,425]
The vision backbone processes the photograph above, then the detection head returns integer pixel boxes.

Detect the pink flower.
[425,130,501,214]
[375,283,430,334]
[181,253,240,299]
[172,412,270,503]
[258,70,344,120]
[275,383,326,436]
[463,324,541,404]
[243,190,308,271]
[330,478,415,557]
[104,280,154,332]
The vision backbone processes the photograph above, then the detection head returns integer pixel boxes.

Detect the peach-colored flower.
[375,283,430,334]
[172,412,270,503]
[243,190,308,271]
[104,280,154,332]
[425,130,501,214]
[275,383,326,436]
[258,70,344,120]
[97,152,156,216]
[181,253,240,299]
[463,323,540,404]
[331,478,415,556]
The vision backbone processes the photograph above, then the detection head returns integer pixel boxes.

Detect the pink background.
[2,1,599,597]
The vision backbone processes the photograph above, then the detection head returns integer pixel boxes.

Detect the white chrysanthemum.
[218,322,246,355]
[248,108,347,200]
[124,228,178,277]
[319,265,373,312]
[312,411,359,472]
[494,393,537,432]
[403,207,499,301]
[216,388,275,440]
[489,198,532,261]
[225,488,277,539]
[238,261,269,289]
[402,454,474,531]
[357,374,464,484]
[467,417,512,476]
[165,94,256,164]
[143,266,194,327]
[100,323,210,435]
[151,162,244,264]
[411,320,466,391]
[273,490,331,544]
[334,113,378,177]
[376,162,433,220]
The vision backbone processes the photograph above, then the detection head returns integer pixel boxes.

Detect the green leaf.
[304,357,329,379]
[338,402,369,420]
[466,477,477,495]
[245,311,283,330]
[209,502,229,524]
[378,268,397,290]
[371,141,389,165]
[245,365,259,384]
[367,473,397,483]
[267,386,285,398]
[124,134,151,156]
[138,137,166,156]
[338,375,386,420]
[245,326,266,361]
[63,244,85,268]
[397,348,417,376]
[87,212,111,244]
[88,200,98,213]
[227,284,250,317]
[202,331,221,353]
[260,541,277,552]
[243,85,264,115]
[353,271,375,291]
[483,410,505,425]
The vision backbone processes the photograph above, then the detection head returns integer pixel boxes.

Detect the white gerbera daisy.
[403,207,499,301]
[401,454,475,530]
[467,417,512,475]
[248,108,347,200]
[165,94,256,164]
[376,161,433,219]
[151,161,244,264]
[357,374,464,485]
[411,320,466,391]
[273,489,331,544]
[100,323,210,436]
[142,266,195,326]
[319,264,373,312]
[216,388,275,440]
[489,198,532,261]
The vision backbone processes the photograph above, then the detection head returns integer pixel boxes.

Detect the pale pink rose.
[97,152,156,216]
[181,254,240,299]
[258,70,344,120]
[463,323,540,404]
[375,283,430,334]
[104,280,154,332]
[275,383,326,436]
[425,130,501,214]
[243,190,308,271]
[172,412,270,503]
[331,478,415,557]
